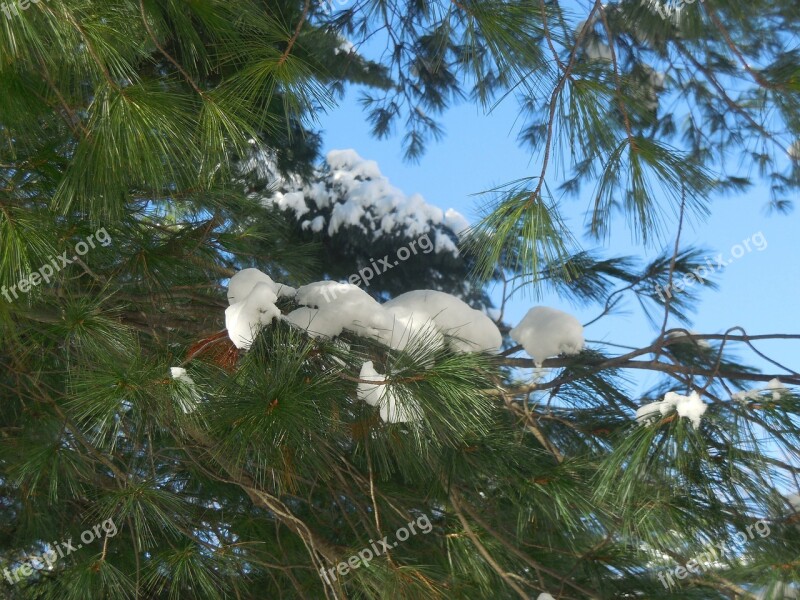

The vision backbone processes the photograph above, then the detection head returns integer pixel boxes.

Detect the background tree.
[240,146,497,308]
[0,1,798,599]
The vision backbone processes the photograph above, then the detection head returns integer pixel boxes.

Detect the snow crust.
[509,306,584,366]
[636,391,707,428]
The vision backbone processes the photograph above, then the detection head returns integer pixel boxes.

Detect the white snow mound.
[384,290,501,353]
[637,391,707,428]
[225,282,282,349]
[226,271,500,356]
[295,282,394,342]
[356,361,422,423]
[227,267,295,304]
[357,361,388,407]
[283,307,343,339]
[509,306,584,366]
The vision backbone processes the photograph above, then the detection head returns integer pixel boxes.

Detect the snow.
[635,401,664,424]
[328,197,368,234]
[223,270,609,368]
[170,367,191,383]
[585,39,612,61]
[334,37,355,55]
[374,311,445,355]
[434,229,459,256]
[380,395,422,423]
[283,307,343,339]
[287,283,497,353]
[357,361,387,406]
[444,208,470,235]
[170,367,199,413]
[665,329,711,348]
[767,378,787,400]
[294,281,392,342]
[384,290,501,353]
[225,269,500,356]
[225,282,282,349]
[509,306,584,366]
[675,392,707,427]
[637,391,707,428]
[227,268,295,304]
[305,215,326,232]
[356,361,422,423]
[732,378,787,402]
[272,190,310,219]
[244,148,468,256]
[295,280,374,308]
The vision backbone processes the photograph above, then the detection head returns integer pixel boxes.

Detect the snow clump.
[357,361,422,424]
[732,378,787,402]
[636,391,707,428]
[169,367,200,414]
[509,306,584,367]
[225,271,591,367]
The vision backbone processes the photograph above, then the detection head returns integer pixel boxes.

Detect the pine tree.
[1,1,799,599]
[239,147,497,309]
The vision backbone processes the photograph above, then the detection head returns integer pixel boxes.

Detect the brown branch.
[597,5,636,149]
[503,393,565,463]
[278,0,311,67]
[139,0,204,97]
[448,488,531,599]
[701,1,777,91]
[673,39,788,155]
[530,0,603,201]
[181,425,342,599]
[498,355,800,389]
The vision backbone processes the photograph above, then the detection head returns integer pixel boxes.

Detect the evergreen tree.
[239,146,496,308]
[0,1,798,599]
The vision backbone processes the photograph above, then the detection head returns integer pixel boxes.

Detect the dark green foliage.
[0,0,798,599]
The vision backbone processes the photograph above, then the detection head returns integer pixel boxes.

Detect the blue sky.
[315,84,799,389]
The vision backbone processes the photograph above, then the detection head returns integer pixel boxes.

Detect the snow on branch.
[240,147,469,256]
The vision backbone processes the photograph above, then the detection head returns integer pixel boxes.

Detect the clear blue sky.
[315,84,799,388]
